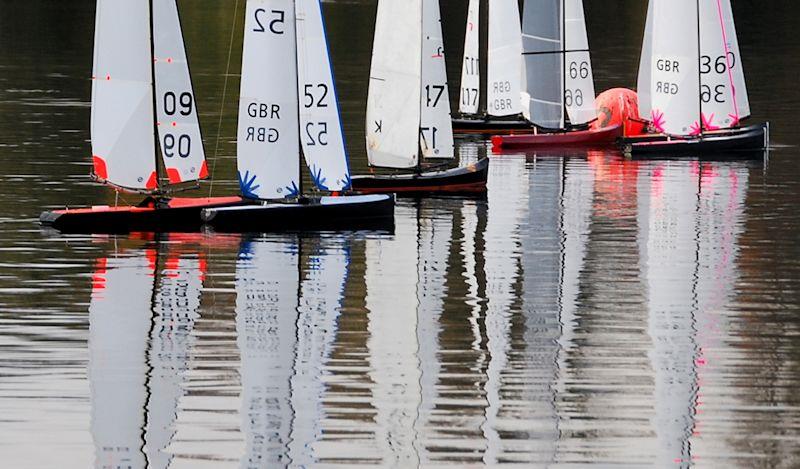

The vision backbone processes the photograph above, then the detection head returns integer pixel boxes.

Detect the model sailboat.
[451,0,535,135]
[491,0,626,149]
[40,0,244,233]
[349,0,489,195]
[201,0,394,231]
[619,0,769,156]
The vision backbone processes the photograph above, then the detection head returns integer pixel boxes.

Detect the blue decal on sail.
[238,171,261,199]
[343,173,352,190]
[310,165,329,191]
[285,181,300,198]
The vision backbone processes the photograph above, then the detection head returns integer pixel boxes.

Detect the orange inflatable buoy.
[591,88,648,137]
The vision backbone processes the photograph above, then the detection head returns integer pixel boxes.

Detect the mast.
[561,0,567,127]
[417,0,424,174]
[148,0,162,193]
[695,0,703,135]
[293,0,304,196]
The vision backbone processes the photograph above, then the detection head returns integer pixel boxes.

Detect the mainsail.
[296,0,351,191]
[366,0,422,168]
[458,0,481,115]
[521,0,595,128]
[420,0,454,159]
[237,0,301,199]
[647,0,700,136]
[699,0,750,129]
[91,0,157,190]
[521,0,563,127]
[487,0,522,117]
[153,0,208,185]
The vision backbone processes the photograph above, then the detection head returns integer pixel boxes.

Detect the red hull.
[41,196,245,233]
[491,124,623,151]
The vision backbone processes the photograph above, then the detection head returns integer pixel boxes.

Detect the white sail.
[91,0,157,191]
[420,0,454,159]
[637,0,654,119]
[648,0,700,136]
[238,0,300,199]
[521,0,563,127]
[236,237,299,466]
[564,0,596,125]
[459,0,481,115]
[89,254,153,468]
[295,0,351,191]
[699,0,750,129]
[487,0,523,117]
[366,0,422,169]
[153,0,208,185]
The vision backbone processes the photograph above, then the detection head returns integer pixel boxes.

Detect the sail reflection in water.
[638,160,750,466]
[235,235,350,467]
[80,155,754,467]
[89,238,206,468]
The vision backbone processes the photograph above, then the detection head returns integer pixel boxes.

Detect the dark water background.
[1,1,799,467]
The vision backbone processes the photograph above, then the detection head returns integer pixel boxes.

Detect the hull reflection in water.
[89,236,207,468]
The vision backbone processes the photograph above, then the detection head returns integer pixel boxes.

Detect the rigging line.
[208,0,242,197]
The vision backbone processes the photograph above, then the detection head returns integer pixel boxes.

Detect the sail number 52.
[254,9,285,34]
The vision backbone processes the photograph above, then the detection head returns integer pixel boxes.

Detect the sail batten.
[487,0,522,117]
[91,0,157,191]
[420,0,454,159]
[296,0,351,191]
[459,0,480,115]
[237,0,301,199]
[366,0,422,169]
[153,0,208,185]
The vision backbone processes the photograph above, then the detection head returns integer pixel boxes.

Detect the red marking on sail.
[198,161,209,179]
[145,171,159,190]
[92,155,109,180]
[106,75,111,80]
[166,168,182,184]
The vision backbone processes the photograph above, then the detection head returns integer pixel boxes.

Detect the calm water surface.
[1,1,799,467]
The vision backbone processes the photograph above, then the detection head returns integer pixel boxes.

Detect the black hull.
[350,157,489,196]
[201,194,395,233]
[619,122,769,157]
[452,116,534,135]
[39,197,246,234]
